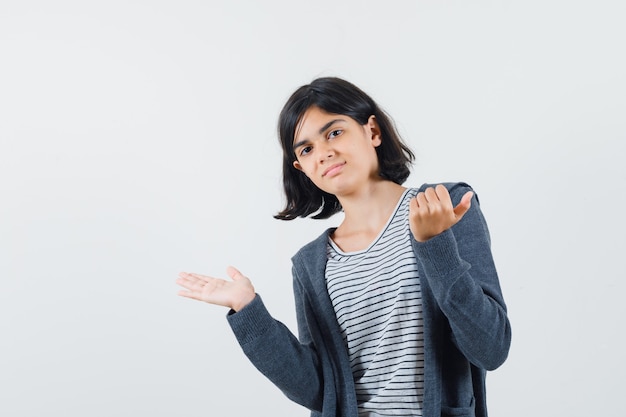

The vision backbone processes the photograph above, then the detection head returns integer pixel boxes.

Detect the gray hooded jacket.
[227,182,511,417]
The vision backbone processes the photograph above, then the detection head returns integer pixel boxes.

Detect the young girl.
[176,77,511,417]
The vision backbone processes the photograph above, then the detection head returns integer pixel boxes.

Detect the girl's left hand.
[409,184,473,242]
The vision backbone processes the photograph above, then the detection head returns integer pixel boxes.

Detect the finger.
[178,271,193,282]
[415,191,428,208]
[453,191,474,219]
[177,289,203,301]
[226,266,245,281]
[176,273,198,289]
[434,184,453,208]
[177,273,201,287]
[188,273,214,286]
[423,186,439,203]
[177,272,213,292]
[177,278,204,293]
[179,271,202,282]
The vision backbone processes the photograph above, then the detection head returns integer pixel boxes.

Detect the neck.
[336,180,407,234]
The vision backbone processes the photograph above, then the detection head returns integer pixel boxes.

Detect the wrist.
[231,292,256,312]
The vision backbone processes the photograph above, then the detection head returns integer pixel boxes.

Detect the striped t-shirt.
[325,188,424,416]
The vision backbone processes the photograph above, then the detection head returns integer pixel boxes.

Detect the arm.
[176,268,323,410]
[410,183,511,370]
[226,292,323,410]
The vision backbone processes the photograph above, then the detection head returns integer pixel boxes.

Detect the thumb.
[226,265,245,281]
[453,191,473,219]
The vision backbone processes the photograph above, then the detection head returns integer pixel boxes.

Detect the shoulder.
[291,227,335,263]
[290,228,335,289]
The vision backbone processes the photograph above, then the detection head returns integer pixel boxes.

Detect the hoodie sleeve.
[226,291,323,410]
[411,182,512,370]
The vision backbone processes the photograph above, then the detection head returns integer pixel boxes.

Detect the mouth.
[322,162,345,177]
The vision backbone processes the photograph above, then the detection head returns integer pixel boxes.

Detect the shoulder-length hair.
[274,77,415,220]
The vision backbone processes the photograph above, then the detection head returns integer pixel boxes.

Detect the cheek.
[298,163,321,182]
[302,157,318,170]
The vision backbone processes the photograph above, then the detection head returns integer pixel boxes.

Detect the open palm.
[176,266,255,312]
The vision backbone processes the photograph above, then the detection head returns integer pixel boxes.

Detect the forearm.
[413,189,511,370]
[227,294,323,409]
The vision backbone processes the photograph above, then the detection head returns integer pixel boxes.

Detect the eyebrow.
[293,118,344,150]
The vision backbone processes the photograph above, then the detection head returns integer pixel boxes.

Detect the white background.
[1,1,624,416]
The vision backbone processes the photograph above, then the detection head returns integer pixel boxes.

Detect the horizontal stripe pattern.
[326,189,423,416]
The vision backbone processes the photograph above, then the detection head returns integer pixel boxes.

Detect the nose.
[318,141,335,163]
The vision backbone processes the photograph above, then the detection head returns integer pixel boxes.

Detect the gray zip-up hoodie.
[227,182,511,417]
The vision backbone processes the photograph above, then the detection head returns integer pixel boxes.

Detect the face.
[292,106,382,196]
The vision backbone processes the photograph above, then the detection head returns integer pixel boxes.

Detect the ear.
[366,115,382,147]
[293,160,303,171]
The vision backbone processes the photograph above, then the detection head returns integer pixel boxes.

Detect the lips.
[322,162,345,177]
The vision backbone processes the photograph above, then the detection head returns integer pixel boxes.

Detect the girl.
[176,77,511,417]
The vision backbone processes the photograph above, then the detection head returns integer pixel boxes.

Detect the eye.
[328,129,342,139]
[299,145,313,157]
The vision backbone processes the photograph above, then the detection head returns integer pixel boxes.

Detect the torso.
[325,187,425,415]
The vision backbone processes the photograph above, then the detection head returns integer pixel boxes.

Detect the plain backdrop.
[1,1,624,416]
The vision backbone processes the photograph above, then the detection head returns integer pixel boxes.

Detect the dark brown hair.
[275,77,415,220]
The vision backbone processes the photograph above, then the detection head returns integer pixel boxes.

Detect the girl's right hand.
[176,266,256,312]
